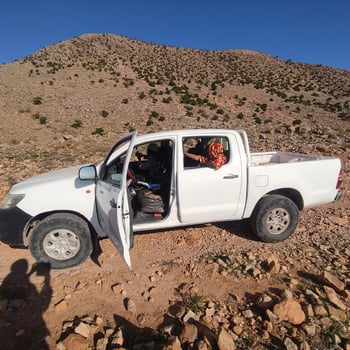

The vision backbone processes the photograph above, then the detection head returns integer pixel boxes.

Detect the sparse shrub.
[146,118,153,126]
[33,96,42,105]
[39,116,47,124]
[92,127,105,136]
[71,119,82,128]
[138,92,146,99]
[339,112,350,121]
[260,103,267,112]
[150,111,159,119]
[237,112,244,119]
[282,123,292,131]
[184,293,207,314]
[32,112,47,125]
[162,97,172,103]
[254,116,262,124]
[122,98,129,104]
[32,112,40,120]
[101,110,109,118]
[255,81,264,89]
[292,119,302,125]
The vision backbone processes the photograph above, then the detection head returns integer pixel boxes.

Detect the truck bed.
[249,151,329,166]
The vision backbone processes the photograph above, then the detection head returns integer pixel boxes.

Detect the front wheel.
[29,213,93,269]
[249,195,299,243]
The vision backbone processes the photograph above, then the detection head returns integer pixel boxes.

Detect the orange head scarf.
[208,141,224,159]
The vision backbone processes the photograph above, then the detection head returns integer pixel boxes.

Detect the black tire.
[29,213,93,269]
[249,195,299,243]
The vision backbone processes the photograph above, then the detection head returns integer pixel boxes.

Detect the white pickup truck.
[0,129,343,269]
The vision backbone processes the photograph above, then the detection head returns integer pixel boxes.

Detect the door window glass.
[183,136,230,169]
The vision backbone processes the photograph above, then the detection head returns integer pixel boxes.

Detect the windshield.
[100,132,136,186]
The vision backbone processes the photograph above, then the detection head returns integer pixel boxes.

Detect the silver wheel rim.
[43,229,81,260]
[266,208,290,234]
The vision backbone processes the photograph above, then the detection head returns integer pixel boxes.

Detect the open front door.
[95,132,137,268]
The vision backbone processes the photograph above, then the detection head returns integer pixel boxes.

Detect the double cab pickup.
[0,129,342,269]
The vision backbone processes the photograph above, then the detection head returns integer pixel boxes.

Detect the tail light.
[336,168,343,190]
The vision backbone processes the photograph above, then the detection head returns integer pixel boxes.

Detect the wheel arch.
[265,188,304,211]
[23,210,96,247]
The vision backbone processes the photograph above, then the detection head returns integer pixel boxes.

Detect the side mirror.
[79,165,97,180]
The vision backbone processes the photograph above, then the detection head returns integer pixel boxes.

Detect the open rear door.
[95,132,137,268]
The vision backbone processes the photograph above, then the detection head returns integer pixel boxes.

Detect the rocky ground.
[0,177,349,349]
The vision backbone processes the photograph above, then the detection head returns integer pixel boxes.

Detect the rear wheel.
[29,213,93,269]
[249,195,299,243]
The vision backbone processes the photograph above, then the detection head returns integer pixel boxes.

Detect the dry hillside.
[0,34,349,350]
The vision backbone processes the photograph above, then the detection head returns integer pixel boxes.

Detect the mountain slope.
[0,33,349,147]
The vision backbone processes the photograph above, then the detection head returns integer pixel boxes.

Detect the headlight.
[2,193,25,209]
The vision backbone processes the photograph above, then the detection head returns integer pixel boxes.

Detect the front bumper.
[0,207,32,247]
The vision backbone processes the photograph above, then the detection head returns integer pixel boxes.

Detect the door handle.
[223,174,239,179]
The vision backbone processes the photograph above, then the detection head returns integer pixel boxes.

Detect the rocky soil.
[0,34,350,349]
[0,200,349,350]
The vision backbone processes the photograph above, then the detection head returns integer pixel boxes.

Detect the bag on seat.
[138,189,164,213]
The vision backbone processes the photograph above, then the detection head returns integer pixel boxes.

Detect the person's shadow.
[0,259,52,350]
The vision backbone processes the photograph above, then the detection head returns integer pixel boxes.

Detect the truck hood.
[11,165,87,193]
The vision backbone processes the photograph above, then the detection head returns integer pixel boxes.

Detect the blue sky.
[1,0,349,70]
